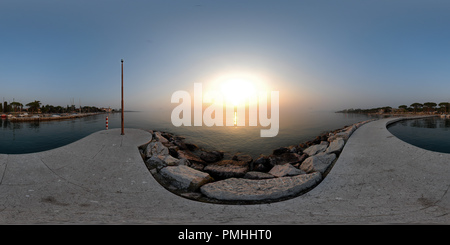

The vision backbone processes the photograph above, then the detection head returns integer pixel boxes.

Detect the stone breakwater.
[138,119,375,204]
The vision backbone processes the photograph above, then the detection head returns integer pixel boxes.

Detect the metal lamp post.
[121,59,124,135]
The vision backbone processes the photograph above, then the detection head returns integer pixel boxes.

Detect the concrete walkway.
[1,119,450,224]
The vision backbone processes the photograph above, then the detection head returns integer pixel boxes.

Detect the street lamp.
[121,59,124,135]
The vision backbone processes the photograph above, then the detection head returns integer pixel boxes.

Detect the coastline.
[4,112,110,122]
[140,118,376,204]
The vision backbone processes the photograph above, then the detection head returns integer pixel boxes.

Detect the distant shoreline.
[336,111,444,117]
[2,112,114,122]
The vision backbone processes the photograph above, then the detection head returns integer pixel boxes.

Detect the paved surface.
[1,119,450,224]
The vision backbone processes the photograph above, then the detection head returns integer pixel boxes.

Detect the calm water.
[0,110,375,156]
[387,116,450,154]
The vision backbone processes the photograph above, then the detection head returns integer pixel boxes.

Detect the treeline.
[0,100,108,114]
[337,102,450,114]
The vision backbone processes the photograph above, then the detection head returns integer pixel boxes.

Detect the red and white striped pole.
[106,116,109,130]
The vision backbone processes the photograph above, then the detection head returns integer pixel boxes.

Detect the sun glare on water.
[219,78,257,107]
[202,73,271,126]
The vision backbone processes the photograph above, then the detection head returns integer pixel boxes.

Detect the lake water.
[0,110,375,156]
[387,116,450,154]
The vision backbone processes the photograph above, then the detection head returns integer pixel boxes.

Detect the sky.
[2,0,450,112]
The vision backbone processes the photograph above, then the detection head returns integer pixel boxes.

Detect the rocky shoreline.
[138,119,375,204]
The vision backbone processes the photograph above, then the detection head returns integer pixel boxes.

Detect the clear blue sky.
[2,0,450,111]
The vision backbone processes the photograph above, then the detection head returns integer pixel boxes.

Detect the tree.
[423,102,437,113]
[439,102,450,113]
[26,100,41,114]
[10,102,23,113]
[382,106,392,113]
[410,103,423,113]
[398,105,408,112]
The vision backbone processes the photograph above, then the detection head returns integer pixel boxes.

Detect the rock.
[145,154,180,171]
[303,143,327,156]
[272,147,290,155]
[345,125,357,134]
[200,151,223,163]
[300,152,336,174]
[200,172,322,201]
[160,165,213,191]
[168,146,179,158]
[292,153,308,168]
[232,154,253,163]
[172,139,188,150]
[327,125,357,142]
[158,155,180,166]
[185,143,199,151]
[188,162,205,171]
[154,131,169,144]
[161,132,174,141]
[145,141,169,158]
[289,146,299,153]
[252,156,271,172]
[269,163,305,177]
[243,171,274,180]
[145,156,166,171]
[312,136,322,144]
[203,160,249,179]
[177,150,206,165]
[326,138,345,154]
[268,153,302,166]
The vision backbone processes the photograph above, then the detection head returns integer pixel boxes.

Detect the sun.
[219,78,257,106]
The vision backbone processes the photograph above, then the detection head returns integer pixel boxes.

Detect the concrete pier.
[1,118,450,224]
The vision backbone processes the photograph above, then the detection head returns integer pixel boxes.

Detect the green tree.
[10,102,23,113]
[410,103,423,113]
[439,102,450,113]
[423,102,437,113]
[26,100,41,114]
[398,105,408,112]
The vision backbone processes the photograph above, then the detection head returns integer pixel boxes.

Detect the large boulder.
[177,150,206,166]
[154,131,169,144]
[326,138,345,154]
[269,163,305,177]
[300,152,336,174]
[160,165,213,191]
[232,154,253,164]
[303,144,327,156]
[145,141,169,158]
[200,172,322,201]
[243,171,274,180]
[268,153,302,166]
[145,155,180,171]
[203,160,249,179]
[272,147,290,155]
[252,156,271,172]
[199,150,223,163]
[145,156,166,171]
[327,125,356,142]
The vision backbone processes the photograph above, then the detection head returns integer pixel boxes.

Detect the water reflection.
[400,117,450,129]
[1,111,375,156]
[388,116,450,153]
